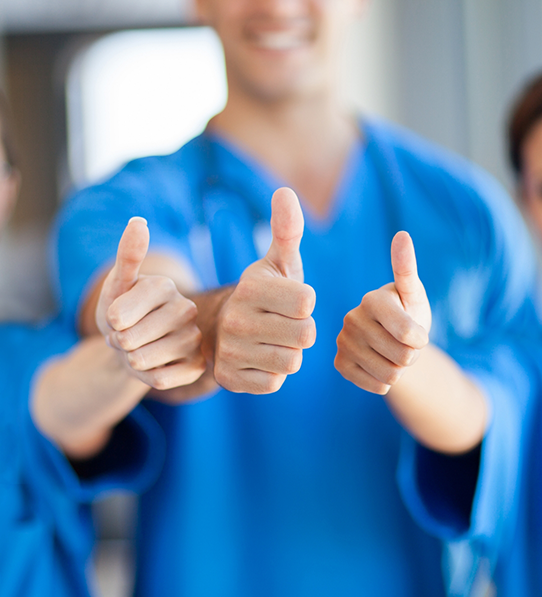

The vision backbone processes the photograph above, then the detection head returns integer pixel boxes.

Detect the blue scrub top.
[0,319,165,597]
[52,118,542,597]
[486,343,542,597]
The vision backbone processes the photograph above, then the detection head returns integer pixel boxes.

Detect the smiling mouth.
[247,26,313,52]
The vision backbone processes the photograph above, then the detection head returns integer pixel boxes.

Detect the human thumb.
[97,217,149,330]
[265,187,305,282]
[391,231,429,319]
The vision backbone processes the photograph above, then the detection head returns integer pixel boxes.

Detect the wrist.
[386,344,489,454]
[148,367,219,404]
[191,285,236,364]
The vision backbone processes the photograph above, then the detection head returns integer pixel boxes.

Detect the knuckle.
[187,299,198,319]
[153,378,170,391]
[216,340,239,365]
[342,311,353,328]
[336,329,350,351]
[181,359,206,385]
[361,291,377,310]
[298,318,316,348]
[336,331,360,355]
[182,322,203,350]
[342,309,362,335]
[334,352,345,373]
[156,276,177,296]
[334,351,353,376]
[335,357,360,386]
[373,382,391,396]
[284,350,303,375]
[260,374,284,394]
[106,306,124,331]
[220,310,235,335]
[397,346,416,367]
[220,310,236,336]
[221,309,248,337]
[116,329,135,351]
[295,284,316,318]
[150,370,172,391]
[190,326,203,347]
[178,298,198,320]
[419,330,430,349]
[395,321,416,346]
[127,349,146,371]
[139,276,152,288]
[383,366,402,386]
[235,277,259,302]
[139,276,157,294]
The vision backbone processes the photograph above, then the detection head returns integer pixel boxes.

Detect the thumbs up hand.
[213,187,316,394]
[96,217,207,390]
[335,231,431,395]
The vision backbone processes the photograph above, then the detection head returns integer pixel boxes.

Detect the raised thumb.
[103,216,149,302]
[265,187,304,281]
[391,231,425,308]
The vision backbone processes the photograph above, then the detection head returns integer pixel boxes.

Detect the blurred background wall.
[1,0,542,595]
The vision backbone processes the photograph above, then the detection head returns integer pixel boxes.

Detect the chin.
[225,43,325,102]
[237,67,324,104]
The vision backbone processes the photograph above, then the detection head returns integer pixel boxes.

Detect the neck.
[208,87,360,217]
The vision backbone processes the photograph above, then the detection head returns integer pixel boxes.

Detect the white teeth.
[255,32,305,50]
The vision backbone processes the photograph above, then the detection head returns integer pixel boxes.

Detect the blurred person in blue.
[49,1,542,596]
[476,72,542,596]
[509,73,542,245]
[0,90,204,595]
[0,90,97,597]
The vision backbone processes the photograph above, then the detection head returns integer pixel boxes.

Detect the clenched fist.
[214,187,317,394]
[335,231,431,394]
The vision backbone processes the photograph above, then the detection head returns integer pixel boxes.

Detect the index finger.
[237,276,316,320]
[365,288,429,349]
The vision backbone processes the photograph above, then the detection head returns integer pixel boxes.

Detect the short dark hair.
[508,73,542,179]
[0,90,18,170]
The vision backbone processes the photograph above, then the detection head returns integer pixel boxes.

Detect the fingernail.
[105,334,112,348]
[129,216,148,226]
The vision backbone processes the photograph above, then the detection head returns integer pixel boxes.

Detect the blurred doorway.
[66,26,227,186]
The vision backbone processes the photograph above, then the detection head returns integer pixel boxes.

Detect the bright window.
[67,27,227,185]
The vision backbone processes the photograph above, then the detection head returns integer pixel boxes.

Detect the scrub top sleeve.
[20,361,166,502]
[397,342,535,561]
[396,167,542,595]
[51,186,146,327]
[52,184,198,328]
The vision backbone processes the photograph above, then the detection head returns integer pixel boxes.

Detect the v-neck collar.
[200,119,370,233]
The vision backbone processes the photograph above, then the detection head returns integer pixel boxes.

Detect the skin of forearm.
[386,343,489,455]
[31,336,149,460]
